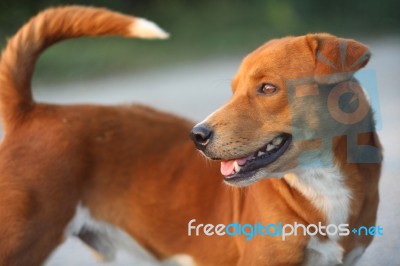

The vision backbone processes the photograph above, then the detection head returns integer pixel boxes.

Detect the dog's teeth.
[234,161,241,173]
[267,144,274,151]
[258,151,266,157]
[273,137,283,145]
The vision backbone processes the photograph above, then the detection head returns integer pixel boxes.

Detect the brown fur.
[0,6,381,266]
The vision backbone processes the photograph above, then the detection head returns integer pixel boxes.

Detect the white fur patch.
[64,203,158,263]
[304,236,344,265]
[284,167,351,264]
[130,18,170,39]
[284,167,351,237]
[64,203,195,266]
[163,254,196,266]
[342,246,365,266]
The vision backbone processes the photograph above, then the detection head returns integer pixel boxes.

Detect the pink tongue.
[220,160,236,176]
[220,157,249,176]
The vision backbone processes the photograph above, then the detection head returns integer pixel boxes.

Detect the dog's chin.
[219,133,293,187]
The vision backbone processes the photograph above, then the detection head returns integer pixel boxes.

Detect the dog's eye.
[258,83,278,95]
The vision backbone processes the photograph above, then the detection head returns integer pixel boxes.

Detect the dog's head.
[190,33,371,186]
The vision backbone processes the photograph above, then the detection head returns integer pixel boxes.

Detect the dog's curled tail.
[0,6,168,132]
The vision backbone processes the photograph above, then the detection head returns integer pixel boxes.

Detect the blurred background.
[1,0,399,84]
[0,0,399,265]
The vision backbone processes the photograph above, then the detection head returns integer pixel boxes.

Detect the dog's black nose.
[190,125,213,150]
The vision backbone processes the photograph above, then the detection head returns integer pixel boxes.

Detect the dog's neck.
[283,166,351,229]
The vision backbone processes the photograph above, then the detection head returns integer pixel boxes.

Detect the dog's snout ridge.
[190,125,213,150]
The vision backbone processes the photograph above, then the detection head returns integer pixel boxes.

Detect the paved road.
[1,37,399,265]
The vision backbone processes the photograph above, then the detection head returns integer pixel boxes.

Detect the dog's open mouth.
[221,133,292,183]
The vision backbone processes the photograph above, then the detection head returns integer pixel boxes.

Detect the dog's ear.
[306,33,370,84]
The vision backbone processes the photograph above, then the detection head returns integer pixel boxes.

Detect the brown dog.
[0,6,381,266]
